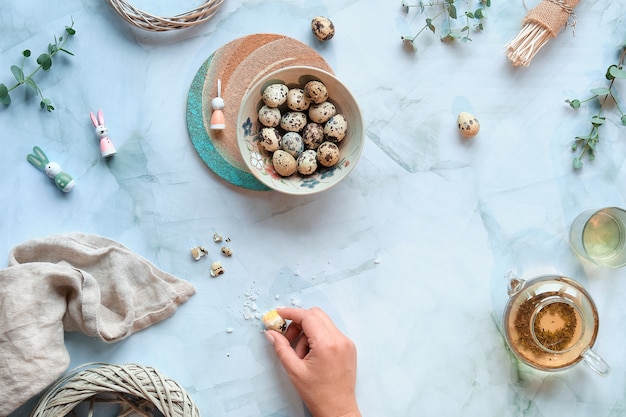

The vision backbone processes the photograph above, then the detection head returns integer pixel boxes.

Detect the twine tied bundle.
[31,363,200,417]
[506,0,580,67]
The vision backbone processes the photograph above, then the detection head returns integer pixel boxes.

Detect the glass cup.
[569,207,626,268]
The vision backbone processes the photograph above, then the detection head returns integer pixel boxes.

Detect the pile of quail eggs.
[257,79,348,177]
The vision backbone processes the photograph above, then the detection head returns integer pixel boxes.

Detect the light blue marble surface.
[3,0,626,416]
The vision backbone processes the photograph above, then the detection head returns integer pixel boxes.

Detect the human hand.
[264,307,361,417]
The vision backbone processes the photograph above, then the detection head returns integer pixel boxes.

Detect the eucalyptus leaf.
[591,116,606,126]
[36,53,52,70]
[25,78,39,94]
[1,19,75,112]
[448,4,457,19]
[609,65,626,79]
[573,157,583,169]
[0,84,10,105]
[568,99,581,109]
[10,65,24,83]
[40,98,54,112]
[590,87,610,96]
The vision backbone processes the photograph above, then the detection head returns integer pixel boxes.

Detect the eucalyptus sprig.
[566,44,626,169]
[0,19,76,112]
[400,0,491,52]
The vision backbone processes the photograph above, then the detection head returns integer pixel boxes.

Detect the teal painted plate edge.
[186,54,269,191]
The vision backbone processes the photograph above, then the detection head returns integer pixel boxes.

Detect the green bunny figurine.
[27,146,75,192]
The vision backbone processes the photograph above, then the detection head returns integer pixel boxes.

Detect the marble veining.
[3,1,626,416]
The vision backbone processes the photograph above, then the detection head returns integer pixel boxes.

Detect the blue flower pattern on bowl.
[240,117,347,191]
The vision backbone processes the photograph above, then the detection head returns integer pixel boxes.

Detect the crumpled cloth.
[0,233,195,416]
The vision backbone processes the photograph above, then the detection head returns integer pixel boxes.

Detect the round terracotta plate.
[187,33,333,190]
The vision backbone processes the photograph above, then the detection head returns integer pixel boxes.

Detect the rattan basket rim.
[105,0,225,32]
[30,362,200,417]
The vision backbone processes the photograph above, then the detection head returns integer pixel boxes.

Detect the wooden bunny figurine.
[210,79,225,130]
[90,109,117,158]
[27,146,75,192]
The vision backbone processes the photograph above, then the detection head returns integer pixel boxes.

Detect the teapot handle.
[582,349,610,375]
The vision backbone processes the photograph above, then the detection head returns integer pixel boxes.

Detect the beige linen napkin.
[0,232,195,416]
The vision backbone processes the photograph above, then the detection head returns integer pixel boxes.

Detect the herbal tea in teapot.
[503,274,608,374]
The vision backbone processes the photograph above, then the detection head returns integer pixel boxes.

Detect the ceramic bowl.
[236,66,364,195]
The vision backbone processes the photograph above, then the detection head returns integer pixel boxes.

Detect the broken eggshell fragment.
[210,261,224,277]
[191,246,209,261]
[262,309,287,333]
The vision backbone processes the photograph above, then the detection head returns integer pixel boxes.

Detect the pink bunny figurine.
[90,109,117,158]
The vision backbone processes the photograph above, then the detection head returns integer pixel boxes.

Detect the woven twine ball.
[31,363,200,417]
[105,0,224,31]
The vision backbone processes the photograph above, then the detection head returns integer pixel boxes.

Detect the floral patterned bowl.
[236,66,364,195]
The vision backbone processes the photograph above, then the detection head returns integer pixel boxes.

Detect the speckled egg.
[316,141,340,167]
[259,127,282,152]
[324,114,348,142]
[311,16,335,41]
[457,112,480,138]
[280,111,308,132]
[262,83,289,108]
[302,123,325,150]
[272,150,297,176]
[281,132,304,158]
[286,88,311,111]
[297,149,318,175]
[258,105,281,127]
[304,80,328,104]
[308,101,336,124]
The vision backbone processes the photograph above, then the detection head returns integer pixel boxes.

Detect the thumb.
[266,330,305,376]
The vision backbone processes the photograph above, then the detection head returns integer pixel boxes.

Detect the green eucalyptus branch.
[566,44,626,169]
[400,0,490,52]
[0,19,76,112]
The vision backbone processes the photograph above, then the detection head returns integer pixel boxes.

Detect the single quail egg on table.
[457,112,480,138]
[311,16,335,41]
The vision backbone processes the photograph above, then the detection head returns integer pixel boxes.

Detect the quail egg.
[272,150,297,176]
[457,112,480,138]
[311,16,335,41]
[316,141,340,167]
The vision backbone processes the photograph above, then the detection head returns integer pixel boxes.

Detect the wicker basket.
[31,363,200,417]
[105,0,224,31]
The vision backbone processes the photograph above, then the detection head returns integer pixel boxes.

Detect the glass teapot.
[502,272,610,375]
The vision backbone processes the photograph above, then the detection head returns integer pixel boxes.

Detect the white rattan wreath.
[105,0,224,31]
[31,363,200,417]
